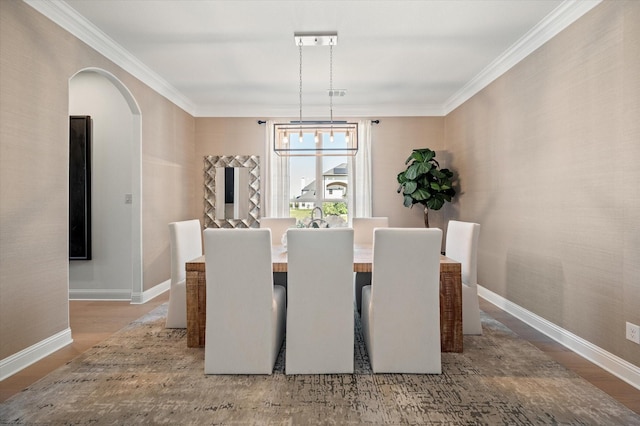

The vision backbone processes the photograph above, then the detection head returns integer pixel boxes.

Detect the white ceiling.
[30,0,600,117]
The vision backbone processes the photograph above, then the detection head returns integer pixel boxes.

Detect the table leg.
[439,268,463,352]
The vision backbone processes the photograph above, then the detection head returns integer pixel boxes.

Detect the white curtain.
[348,120,372,219]
[265,120,290,217]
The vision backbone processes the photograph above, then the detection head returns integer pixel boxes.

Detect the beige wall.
[0,1,195,359]
[444,0,640,365]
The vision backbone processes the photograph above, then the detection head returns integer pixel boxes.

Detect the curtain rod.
[257,120,379,125]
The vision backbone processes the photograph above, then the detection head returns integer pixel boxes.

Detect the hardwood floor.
[0,292,169,403]
[1,293,638,416]
[479,299,640,415]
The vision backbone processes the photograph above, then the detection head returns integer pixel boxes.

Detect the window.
[288,132,349,227]
[267,120,372,223]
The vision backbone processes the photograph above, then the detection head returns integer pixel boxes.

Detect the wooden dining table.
[186,245,463,352]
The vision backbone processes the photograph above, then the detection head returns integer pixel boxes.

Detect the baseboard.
[69,281,170,303]
[478,285,640,391]
[130,280,170,304]
[0,328,73,381]
[1,282,171,380]
[69,288,132,301]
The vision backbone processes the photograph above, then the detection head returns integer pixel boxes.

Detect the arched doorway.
[68,68,143,301]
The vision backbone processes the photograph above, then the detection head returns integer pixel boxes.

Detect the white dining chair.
[203,228,286,374]
[353,217,389,312]
[260,217,296,245]
[445,220,482,335]
[166,219,202,328]
[361,228,442,374]
[285,228,354,374]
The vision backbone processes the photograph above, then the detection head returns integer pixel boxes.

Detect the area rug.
[1,305,638,425]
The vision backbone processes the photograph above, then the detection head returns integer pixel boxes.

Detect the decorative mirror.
[204,155,260,228]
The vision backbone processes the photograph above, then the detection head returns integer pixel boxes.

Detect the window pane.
[289,136,316,225]
[322,156,348,201]
[322,131,349,221]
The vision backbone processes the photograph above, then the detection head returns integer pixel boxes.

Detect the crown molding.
[23,0,197,115]
[443,0,602,115]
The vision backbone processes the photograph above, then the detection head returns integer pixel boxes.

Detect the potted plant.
[397,148,456,227]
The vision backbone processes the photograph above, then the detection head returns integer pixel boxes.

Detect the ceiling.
[32,0,600,117]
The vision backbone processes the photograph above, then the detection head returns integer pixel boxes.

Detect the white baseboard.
[0,328,73,381]
[69,288,132,301]
[1,282,171,381]
[69,281,170,304]
[131,280,170,304]
[478,285,640,391]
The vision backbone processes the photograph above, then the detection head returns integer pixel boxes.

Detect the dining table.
[185,245,463,352]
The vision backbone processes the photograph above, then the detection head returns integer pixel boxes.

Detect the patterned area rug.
[1,304,639,425]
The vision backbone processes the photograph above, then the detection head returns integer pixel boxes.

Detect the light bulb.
[298,130,303,142]
[314,130,319,144]
[345,132,350,144]
[283,131,289,144]
[330,129,334,143]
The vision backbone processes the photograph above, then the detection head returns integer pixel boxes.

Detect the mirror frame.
[203,155,260,228]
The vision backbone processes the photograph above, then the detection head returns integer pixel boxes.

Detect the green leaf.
[396,172,407,184]
[403,195,414,207]
[431,169,445,179]
[422,149,435,162]
[405,150,422,164]
[405,163,420,180]
[417,161,433,175]
[411,150,425,162]
[427,197,444,210]
[411,187,430,201]
[403,181,417,194]
[430,182,441,191]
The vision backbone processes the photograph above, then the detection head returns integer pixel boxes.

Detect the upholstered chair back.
[362,227,442,373]
[203,228,286,374]
[285,228,354,374]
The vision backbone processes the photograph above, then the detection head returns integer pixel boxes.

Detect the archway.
[68,68,142,301]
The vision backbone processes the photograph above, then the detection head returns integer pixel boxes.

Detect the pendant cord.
[330,39,333,125]
[299,39,303,135]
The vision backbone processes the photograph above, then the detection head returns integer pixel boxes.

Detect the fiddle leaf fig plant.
[397,148,456,227]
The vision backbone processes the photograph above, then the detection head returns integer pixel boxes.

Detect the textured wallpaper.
[444,0,640,364]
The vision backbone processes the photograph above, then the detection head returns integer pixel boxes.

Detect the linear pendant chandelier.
[274,32,358,157]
